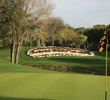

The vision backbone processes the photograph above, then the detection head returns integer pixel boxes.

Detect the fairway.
[0,72,110,100]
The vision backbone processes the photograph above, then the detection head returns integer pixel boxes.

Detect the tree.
[75,27,86,34]
[0,0,54,64]
[45,17,65,46]
[15,0,54,64]
[84,24,106,49]
[59,26,76,47]
[75,34,87,48]
[0,0,16,62]
[22,0,54,49]
[0,0,11,47]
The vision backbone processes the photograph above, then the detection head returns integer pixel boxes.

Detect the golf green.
[0,72,109,100]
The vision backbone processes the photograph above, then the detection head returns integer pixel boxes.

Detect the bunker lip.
[24,64,109,76]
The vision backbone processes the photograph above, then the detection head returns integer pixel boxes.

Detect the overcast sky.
[51,0,110,28]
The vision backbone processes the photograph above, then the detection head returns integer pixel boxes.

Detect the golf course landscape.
[0,47,110,100]
[1,0,110,100]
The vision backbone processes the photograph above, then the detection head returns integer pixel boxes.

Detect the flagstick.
[105,32,108,100]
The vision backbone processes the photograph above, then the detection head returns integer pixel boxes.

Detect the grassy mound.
[19,47,110,67]
[0,47,110,74]
[19,47,110,75]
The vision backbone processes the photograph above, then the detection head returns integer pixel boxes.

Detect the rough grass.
[0,47,110,100]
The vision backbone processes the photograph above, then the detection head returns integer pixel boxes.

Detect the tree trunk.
[51,35,55,46]
[10,39,15,63]
[37,38,41,48]
[15,38,23,64]
[41,39,46,48]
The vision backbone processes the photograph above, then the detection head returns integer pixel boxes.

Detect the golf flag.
[99,31,107,52]
[99,30,109,100]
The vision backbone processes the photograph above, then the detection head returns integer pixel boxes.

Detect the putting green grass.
[0,72,110,100]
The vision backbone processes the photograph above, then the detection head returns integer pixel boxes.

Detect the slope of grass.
[0,60,53,73]
[0,47,53,73]
[1,47,110,68]
[19,47,110,69]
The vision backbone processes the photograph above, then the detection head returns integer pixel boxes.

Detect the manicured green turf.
[0,72,110,100]
[0,47,110,100]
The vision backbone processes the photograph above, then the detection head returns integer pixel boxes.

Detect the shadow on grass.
[49,57,106,68]
[0,97,55,100]
[94,51,107,58]
[47,57,110,75]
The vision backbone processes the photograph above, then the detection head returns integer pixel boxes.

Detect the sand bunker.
[27,46,94,58]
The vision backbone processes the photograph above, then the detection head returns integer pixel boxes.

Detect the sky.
[51,0,110,28]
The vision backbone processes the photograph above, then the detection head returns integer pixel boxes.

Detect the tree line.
[0,0,110,64]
